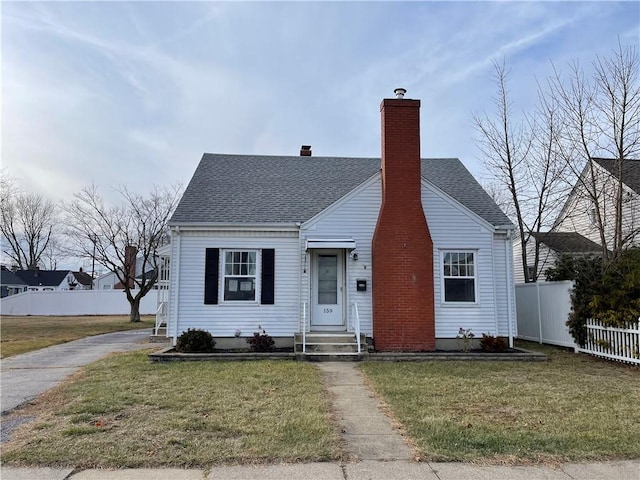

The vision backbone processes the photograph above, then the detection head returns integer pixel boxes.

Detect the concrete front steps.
[149,325,170,343]
[295,332,369,361]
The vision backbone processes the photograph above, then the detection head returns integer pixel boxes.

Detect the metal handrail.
[352,302,361,353]
[154,301,166,336]
[302,302,308,353]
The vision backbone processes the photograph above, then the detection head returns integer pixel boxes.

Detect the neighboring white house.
[512,232,602,283]
[161,91,516,353]
[93,255,157,291]
[513,158,640,283]
[14,269,79,292]
[555,158,640,249]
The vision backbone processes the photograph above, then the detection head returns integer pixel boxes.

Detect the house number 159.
[323,308,333,313]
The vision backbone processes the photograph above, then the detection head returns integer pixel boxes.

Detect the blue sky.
[2,1,639,205]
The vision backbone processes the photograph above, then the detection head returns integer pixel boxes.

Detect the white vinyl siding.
[168,230,299,338]
[424,182,504,338]
[300,175,381,336]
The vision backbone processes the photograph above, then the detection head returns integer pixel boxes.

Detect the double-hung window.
[223,250,257,301]
[442,251,476,303]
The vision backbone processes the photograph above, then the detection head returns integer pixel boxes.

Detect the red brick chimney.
[124,245,137,289]
[372,88,436,351]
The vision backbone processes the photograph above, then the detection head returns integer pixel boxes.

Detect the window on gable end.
[442,251,477,303]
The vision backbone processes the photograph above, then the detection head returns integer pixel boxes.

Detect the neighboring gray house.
[0,266,27,298]
[162,91,516,354]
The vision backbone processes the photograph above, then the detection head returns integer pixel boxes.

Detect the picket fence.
[576,318,640,365]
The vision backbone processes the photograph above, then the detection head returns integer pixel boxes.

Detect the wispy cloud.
[2,0,638,206]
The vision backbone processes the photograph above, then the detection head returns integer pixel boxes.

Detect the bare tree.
[473,59,565,282]
[63,184,182,322]
[0,171,59,270]
[549,42,640,262]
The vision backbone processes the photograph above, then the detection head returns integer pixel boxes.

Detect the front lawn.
[1,353,340,468]
[359,341,640,464]
[0,315,155,358]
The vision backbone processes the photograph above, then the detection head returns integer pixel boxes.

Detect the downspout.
[296,223,303,336]
[172,226,181,345]
[505,229,514,348]
[491,237,499,337]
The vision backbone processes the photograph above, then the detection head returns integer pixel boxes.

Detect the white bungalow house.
[162,90,516,355]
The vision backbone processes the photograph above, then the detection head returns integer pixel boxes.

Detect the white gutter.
[172,226,181,345]
[167,222,299,231]
[297,223,303,338]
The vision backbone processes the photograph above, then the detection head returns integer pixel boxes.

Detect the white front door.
[311,250,345,330]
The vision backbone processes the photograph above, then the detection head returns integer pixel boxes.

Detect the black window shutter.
[261,249,275,305]
[204,248,219,305]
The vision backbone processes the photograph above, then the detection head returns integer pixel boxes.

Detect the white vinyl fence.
[515,281,577,348]
[576,318,640,365]
[0,289,159,316]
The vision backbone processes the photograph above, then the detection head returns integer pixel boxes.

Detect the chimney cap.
[394,88,407,99]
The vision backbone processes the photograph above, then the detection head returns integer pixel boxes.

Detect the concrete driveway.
[1,329,153,415]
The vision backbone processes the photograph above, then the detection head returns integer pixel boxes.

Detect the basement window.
[442,251,476,303]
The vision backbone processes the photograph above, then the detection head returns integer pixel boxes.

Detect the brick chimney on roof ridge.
[300,145,312,156]
[372,88,436,352]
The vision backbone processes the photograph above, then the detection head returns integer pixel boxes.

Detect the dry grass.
[1,352,340,468]
[359,341,640,464]
[0,315,154,358]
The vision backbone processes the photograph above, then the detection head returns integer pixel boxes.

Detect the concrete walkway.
[2,347,639,479]
[316,362,414,461]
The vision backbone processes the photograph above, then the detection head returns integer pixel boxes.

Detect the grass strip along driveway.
[360,342,640,464]
[1,353,340,468]
[0,315,155,358]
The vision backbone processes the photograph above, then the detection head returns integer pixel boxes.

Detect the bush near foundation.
[175,328,216,353]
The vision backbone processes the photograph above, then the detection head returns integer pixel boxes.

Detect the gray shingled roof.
[593,158,640,194]
[0,267,27,287]
[531,232,602,253]
[170,154,513,228]
[14,270,70,287]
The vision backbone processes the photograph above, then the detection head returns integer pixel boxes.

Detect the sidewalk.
[3,458,638,479]
[2,355,638,479]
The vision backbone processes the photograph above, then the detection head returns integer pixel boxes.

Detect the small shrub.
[456,327,475,352]
[175,328,216,353]
[480,334,508,353]
[247,329,275,352]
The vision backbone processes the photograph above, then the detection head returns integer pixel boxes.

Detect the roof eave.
[169,222,300,231]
